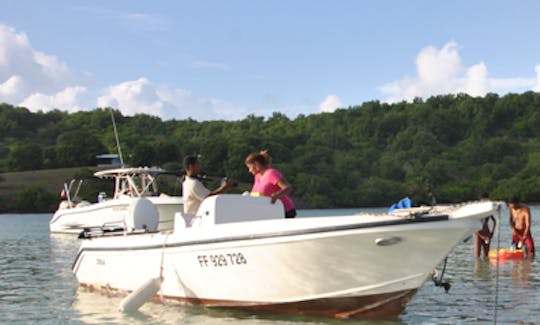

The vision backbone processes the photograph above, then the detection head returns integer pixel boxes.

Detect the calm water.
[1,207,539,324]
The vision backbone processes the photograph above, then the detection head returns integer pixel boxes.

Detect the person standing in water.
[474,215,496,257]
[508,196,535,257]
[244,151,296,218]
[474,193,497,257]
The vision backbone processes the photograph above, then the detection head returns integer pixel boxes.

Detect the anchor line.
[493,203,502,324]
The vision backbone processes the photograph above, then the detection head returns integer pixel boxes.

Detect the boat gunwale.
[72,214,451,271]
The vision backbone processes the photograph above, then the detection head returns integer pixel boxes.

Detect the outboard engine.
[124,197,159,232]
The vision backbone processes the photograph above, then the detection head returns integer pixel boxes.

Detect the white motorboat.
[72,195,497,318]
[50,167,183,234]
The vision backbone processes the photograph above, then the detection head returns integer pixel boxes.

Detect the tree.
[4,92,540,209]
[54,130,108,167]
[153,141,181,166]
[15,186,56,212]
[129,142,157,167]
[7,142,44,171]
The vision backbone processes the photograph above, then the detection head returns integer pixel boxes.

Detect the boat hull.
[50,196,181,233]
[72,209,485,318]
[79,282,417,318]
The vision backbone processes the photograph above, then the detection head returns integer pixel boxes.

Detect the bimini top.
[93,167,178,198]
[94,167,169,178]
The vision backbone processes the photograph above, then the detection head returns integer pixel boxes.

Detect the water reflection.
[509,259,534,284]
[73,286,407,325]
[473,258,492,280]
[73,289,156,325]
[49,233,80,264]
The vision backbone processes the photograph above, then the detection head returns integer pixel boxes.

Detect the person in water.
[245,150,296,218]
[182,155,233,216]
[508,196,535,257]
[474,215,496,257]
[473,193,497,257]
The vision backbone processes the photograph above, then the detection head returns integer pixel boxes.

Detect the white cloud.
[0,24,87,112]
[416,41,462,89]
[98,77,248,120]
[490,77,534,89]
[20,86,88,112]
[33,51,70,78]
[0,75,23,96]
[319,95,342,113]
[533,65,540,92]
[98,78,164,116]
[463,62,488,96]
[379,41,539,102]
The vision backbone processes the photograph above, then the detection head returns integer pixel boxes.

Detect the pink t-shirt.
[252,168,295,212]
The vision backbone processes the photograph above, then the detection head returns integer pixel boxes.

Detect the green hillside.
[0,167,82,195]
[2,91,540,212]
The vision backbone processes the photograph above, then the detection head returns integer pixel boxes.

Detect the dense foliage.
[2,91,540,208]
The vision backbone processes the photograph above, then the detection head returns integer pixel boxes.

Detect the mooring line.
[493,203,502,324]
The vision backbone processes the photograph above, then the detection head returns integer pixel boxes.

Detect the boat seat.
[196,194,285,226]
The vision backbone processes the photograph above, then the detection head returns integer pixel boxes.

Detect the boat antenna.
[110,109,125,167]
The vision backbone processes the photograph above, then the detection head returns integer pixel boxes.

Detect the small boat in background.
[72,196,497,318]
[49,167,182,234]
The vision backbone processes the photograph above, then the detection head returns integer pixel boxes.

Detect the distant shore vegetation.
[2,91,540,212]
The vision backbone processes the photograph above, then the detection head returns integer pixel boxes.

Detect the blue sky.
[1,1,540,120]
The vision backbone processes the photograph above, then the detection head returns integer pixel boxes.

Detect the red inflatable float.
[489,248,525,262]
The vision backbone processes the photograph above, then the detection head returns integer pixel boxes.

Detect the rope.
[493,203,502,324]
[433,257,451,293]
[155,233,169,303]
[159,233,170,279]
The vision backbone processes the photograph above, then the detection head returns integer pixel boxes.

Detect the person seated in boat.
[508,196,535,257]
[474,215,496,257]
[182,155,233,216]
[244,150,296,218]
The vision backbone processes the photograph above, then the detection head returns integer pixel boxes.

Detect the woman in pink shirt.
[245,151,296,218]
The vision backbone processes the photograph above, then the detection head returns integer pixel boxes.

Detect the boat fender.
[119,277,162,312]
[125,198,159,232]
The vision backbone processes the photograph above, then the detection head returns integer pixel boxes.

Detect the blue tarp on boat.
[389,197,412,212]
